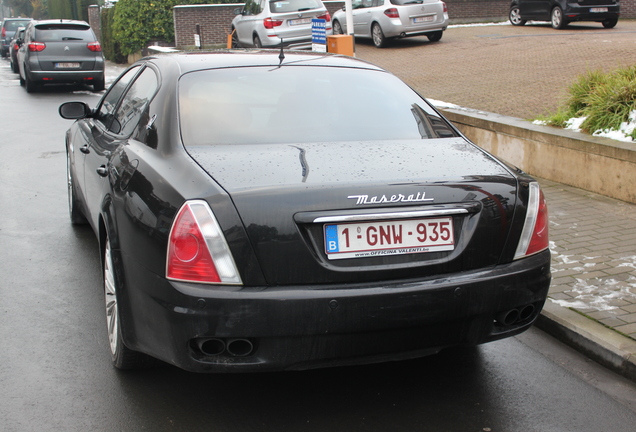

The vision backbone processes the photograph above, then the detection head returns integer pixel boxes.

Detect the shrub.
[537,66,636,141]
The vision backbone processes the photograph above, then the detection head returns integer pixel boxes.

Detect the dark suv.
[1,18,32,57]
[17,19,105,93]
[509,0,620,29]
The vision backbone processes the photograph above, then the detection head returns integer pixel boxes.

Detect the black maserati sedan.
[59,50,551,373]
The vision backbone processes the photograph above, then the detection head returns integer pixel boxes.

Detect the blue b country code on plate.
[324,217,455,260]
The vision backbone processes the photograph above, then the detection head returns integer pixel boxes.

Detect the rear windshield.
[179,65,457,146]
[3,20,31,31]
[34,24,93,42]
[270,0,322,13]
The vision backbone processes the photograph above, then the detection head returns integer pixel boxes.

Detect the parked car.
[17,19,105,93]
[509,0,619,29]
[231,0,332,49]
[1,17,31,57]
[332,0,449,48]
[59,50,551,373]
[9,26,26,73]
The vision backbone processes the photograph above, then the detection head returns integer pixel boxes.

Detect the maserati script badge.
[348,192,433,205]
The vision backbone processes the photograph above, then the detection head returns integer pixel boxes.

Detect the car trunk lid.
[187,139,519,286]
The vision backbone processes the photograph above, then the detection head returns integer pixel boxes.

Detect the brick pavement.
[355,22,636,342]
[542,179,636,339]
[355,20,636,120]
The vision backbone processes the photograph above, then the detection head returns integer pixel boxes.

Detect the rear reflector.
[514,182,549,259]
[167,200,242,285]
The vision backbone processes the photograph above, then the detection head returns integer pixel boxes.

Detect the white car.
[231,0,332,49]
[333,0,449,48]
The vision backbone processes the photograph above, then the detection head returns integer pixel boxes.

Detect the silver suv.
[231,0,332,49]
[17,19,105,93]
[332,0,449,48]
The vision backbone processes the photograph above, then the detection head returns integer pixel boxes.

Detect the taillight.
[443,1,448,13]
[317,12,332,22]
[28,42,46,52]
[384,8,399,18]
[167,200,242,285]
[514,182,549,259]
[1,28,5,38]
[87,41,101,52]
[263,18,283,29]
[13,43,19,51]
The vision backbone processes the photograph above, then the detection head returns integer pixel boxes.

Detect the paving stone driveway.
[355,20,636,120]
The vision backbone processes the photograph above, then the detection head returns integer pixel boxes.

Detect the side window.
[111,67,159,137]
[96,65,141,131]
[244,0,261,15]
[352,0,365,9]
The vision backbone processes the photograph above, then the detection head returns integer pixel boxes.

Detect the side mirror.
[59,101,92,119]
[233,7,242,15]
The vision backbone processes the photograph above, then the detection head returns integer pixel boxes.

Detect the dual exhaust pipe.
[496,304,536,326]
[195,337,255,357]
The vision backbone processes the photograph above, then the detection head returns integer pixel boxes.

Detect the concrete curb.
[536,302,636,381]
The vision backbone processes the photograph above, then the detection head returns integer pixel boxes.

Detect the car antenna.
[278,40,285,65]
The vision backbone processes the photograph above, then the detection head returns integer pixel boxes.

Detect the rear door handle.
[96,166,108,177]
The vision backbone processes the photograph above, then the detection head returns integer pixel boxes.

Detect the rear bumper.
[119,249,551,372]
[28,69,105,83]
[564,4,620,21]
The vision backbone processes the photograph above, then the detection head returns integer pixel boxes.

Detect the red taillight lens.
[87,41,102,52]
[317,12,332,22]
[167,200,242,285]
[13,43,19,51]
[263,18,283,29]
[443,1,448,13]
[28,42,46,52]
[1,28,5,38]
[384,8,399,18]
[514,183,549,259]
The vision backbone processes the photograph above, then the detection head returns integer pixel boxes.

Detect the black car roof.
[144,50,385,75]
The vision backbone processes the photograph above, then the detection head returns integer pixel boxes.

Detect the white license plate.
[413,16,434,24]
[55,62,80,68]
[324,217,454,260]
[289,18,312,26]
[590,7,608,12]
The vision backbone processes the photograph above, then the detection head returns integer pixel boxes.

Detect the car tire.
[11,60,18,73]
[231,27,239,48]
[602,18,618,28]
[93,77,105,92]
[0,49,7,58]
[253,34,262,48]
[371,23,387,48]
[551,6,567,29]
[25,74,37,93]
[66,150,88,225]
[333,20,343,35]
[509,6,527,26]
[427,31,443,42]
[104,237,156,370]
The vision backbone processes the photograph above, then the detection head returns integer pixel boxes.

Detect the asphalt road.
[2,35,636,430]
